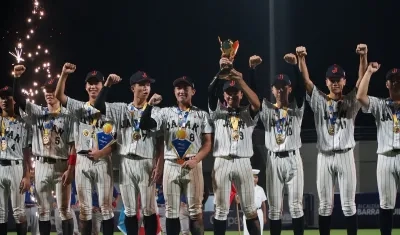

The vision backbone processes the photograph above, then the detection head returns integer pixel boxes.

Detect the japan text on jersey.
[0,116,28,160]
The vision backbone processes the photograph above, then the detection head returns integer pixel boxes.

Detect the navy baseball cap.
[85,70,104,83]
[41,78,58,91]
[0,86,13,97]
[272,74,291,87]
[326,64,346,78]
[386,68,400,80]
[223,80,241,91]
[173,76,195,88]
[130,71,155,86]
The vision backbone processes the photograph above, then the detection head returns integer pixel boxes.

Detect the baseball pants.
[377,153,400,210]
[75,154,114,221]
[317,149,357,216]
[119,155,156,217]
[266,149,304,220]
[91,210,102,235]
[158,205,166,235]
[212,157,257,220]
[179,203,190,235]
[243,209,264,235]
[163,160,204,218]
[0,162,26,223]
[54,207,79,235]
[35,158,72,221]
[25,206,39,235]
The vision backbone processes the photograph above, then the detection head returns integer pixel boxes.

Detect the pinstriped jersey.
[362,96,400,154]
[0,116,29,160]
[152,106,214,160]
[306,86,360,151]
[66,97,115,160]
[106,102,161,158]
[260,99,304,152]
[209,100,258,158]
[23,102,74,159]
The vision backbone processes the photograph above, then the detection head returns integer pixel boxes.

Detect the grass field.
[7,230,400,235]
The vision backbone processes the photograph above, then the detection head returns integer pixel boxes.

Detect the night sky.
[1,0,400,130]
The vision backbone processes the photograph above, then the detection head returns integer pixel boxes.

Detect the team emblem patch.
[83,129,90,137]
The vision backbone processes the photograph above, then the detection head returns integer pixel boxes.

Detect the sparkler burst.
[9,46,25,63]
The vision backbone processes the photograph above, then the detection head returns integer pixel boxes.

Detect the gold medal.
[176,158,185,165]
[394,126,400,133]
[83,129,89,137]
[43,133,50,145]
[231,130,239,140]
[132,132,141,141]
[328,126,335,135]
[1,138,7,151]
[276,134,284,145]
[176,128,187,139]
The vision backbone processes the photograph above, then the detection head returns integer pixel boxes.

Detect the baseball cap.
[0,86,13,97]
[85,70,104,83]
[271,74,291,87]
[326,64,346,78]
[223,80,240,92]
[41,78,58,91]
[173,76,195,88]
[386,68,400,80]
[130,71,155,86]
[252,169,260,175]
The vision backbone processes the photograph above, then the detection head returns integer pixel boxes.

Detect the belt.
[392,149,400,154]
[36,156,67,164]
[168,156,194,163]
[270,150,295,158]
[218,155,241,160]
[158,204,165,207]
[0,159,20,166]
[331,148,351,154]
[25,204,36,208]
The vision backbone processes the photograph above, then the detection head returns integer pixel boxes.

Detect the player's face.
[174,84,195,104]
[253,175,258,185]
[85,80,103,99]
[131,82,151,99]
[223,88,243,108]
[0,96,14,111]
[44,90,58,105]
[387,76,400,96]
[326,77,346,94]
[272,85,291,102]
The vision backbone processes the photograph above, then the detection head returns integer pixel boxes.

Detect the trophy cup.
[218,37,239,78]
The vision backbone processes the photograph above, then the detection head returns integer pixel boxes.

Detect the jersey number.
[239,131,244,140]
[190,133,195,142]
[142,132,147,141]
[55,137,60,145]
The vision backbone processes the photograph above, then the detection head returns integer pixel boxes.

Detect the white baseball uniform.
[23,102,75,221]
[306,86,360,216]
[260,99,305,220]
[243,185,267,235]
[210,100,258,220]
[151,106,213,218]
[362,96,400,209]
[106,102,159,217]
[0,115,29,223]
[65,96,114,221]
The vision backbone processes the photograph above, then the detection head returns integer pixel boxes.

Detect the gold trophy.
[218,37,239,78]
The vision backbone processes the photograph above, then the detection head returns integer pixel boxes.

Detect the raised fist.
[284,53,297,65]
[356,44,368,55]
[249,55,262,69]
[367,62,380,73]
[62,63,76,74]
[149,93,162,106]
[13,65,26,78]
[296,46,307,57]
[105,74,121,87]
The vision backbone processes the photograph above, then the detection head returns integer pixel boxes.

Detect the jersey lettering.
[380,112,393,122]
[166,120,199,134]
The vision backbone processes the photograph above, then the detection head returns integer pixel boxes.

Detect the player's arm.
[230,69,260,113]
[262,200,267,223]
[207,72,225,111]
[193,133,212,163]
[139,94,163,130]
[248,55,263,101]
[61,144,76,186]
[93,74,122,114]
[295,47,314,95]
[284,53,305,108]
[55,63,76,106]
[153,135,165,182]
[356,62,381,107]
[20,146,32,194]
[12,65,28,111]
[356,44,368,88]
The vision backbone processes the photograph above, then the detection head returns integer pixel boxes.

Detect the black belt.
[270,150,295,158]
[25,204,36,208]
[331,148,351,154]
[392,149,400,153]
[0,159,20,166]
[36,156,67,164]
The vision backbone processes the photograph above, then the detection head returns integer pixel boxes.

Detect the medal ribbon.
[177,107,190,128]
[387,100,400,130]
[273,104,288,135]
[129,102,148,132]
[42,107,61,136]
[1,118,5,137]
[327,98,337,127]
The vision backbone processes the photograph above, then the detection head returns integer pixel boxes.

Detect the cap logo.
[91,71,97,76]
[1,87,8,91]
[230,80,235,86]
[393,68,398,74]
[278,74,284,80]
[182,76,186,80]
[332,67,338,73]
[48,79,54,84]
[142,72,148,78]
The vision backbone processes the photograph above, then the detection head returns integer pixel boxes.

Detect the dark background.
[1,0,399,129]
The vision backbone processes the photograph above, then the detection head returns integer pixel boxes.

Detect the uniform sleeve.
[23,123,30,149]
[25,102,43,116]
[208,100,223,120]
[260,187,267,202]
[347,88,362,116]
[66,96,83,117]
[362,96,382,118]
[259,99,271,126]
[201,111,214,134]
[105,102,126,127]
[26,126,33,148]
[152,108,166,131]
[294,99,305,118]
[306,85,325,112]
[246,105,259,125]
[67,116,75,143]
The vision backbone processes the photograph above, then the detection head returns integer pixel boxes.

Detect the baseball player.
[13,65,77,235]
[92,186,120,235]
[356,62,400,235]
[257,53,305,235]
[0,82,32,234]
[208,56,261,235]
[93,71,161,235]
[239,169,267,235]
[297,44,368,235]
[54,63,119,235]
[139,76,213,235]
